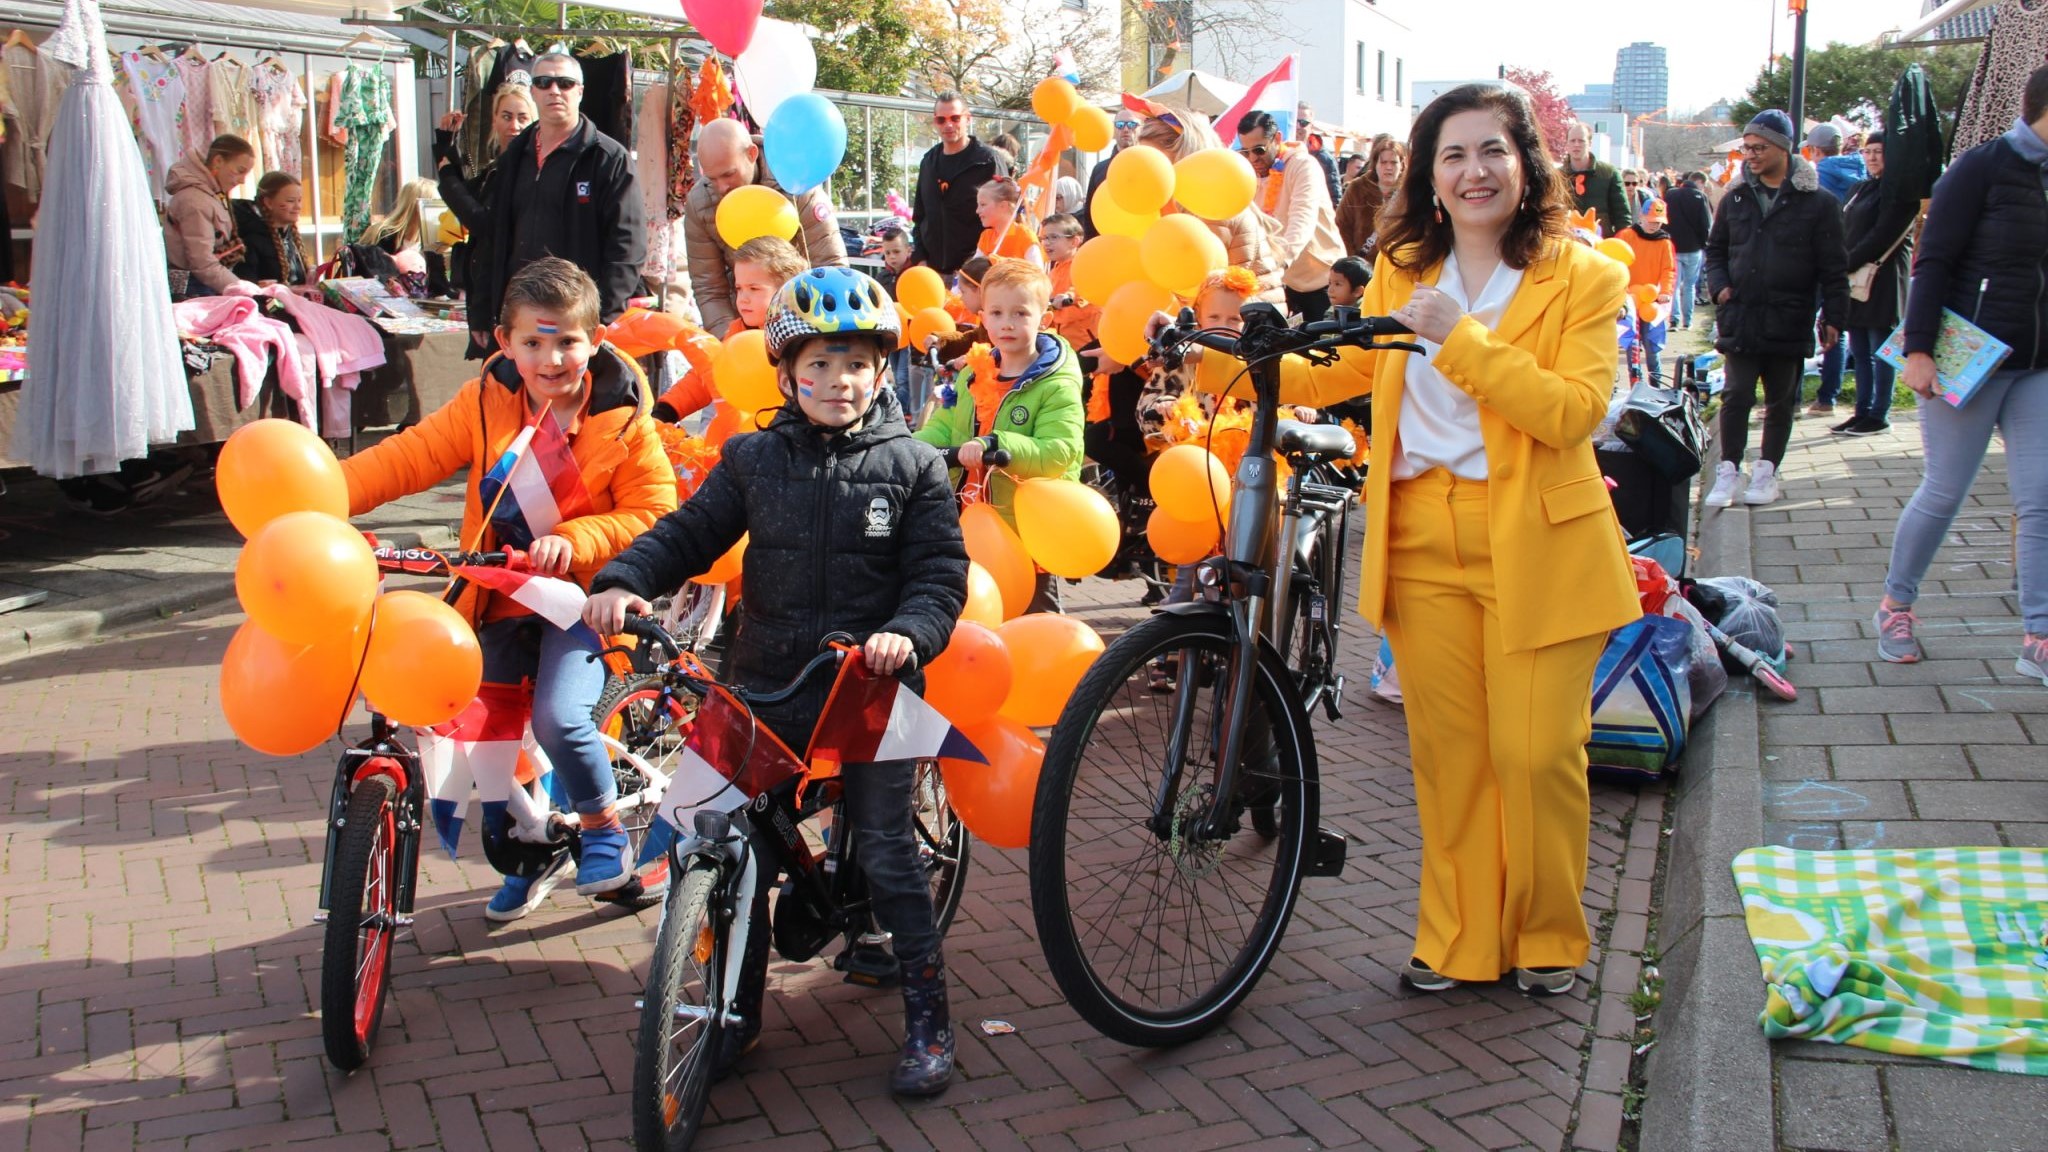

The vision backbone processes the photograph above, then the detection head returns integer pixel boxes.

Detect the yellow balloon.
[713,328,782,418]
[1596,237,1636,266]
[1107,146,1176,215]
[1091,192,1159,240]
[715,184,799,248]
[1174,148,1258,221]
[1031,77,1080,125]
[895,265,947,314]
[1099,279,1177,365]
[1071,105,1113,152]
[1150,443,1232,522]
[1071,234,1141,304]
[1140,214,1227,296]
[1015,478,1119,579]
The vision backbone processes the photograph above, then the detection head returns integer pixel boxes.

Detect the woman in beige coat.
[1136,109,1284,303]
[162,134,257,296]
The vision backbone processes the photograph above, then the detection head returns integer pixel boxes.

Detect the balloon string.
[335,598,380,741]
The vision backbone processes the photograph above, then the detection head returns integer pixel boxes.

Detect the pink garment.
[174,54,211,154]
[171,296,313,428]
[263,285,386,393]
[324,71,348,146]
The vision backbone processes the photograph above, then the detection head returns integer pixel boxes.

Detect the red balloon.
[683,0,764,57]
[923,621,1013,729]
[941,715,1044,850]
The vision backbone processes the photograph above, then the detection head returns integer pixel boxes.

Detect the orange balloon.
[1141,214,1227,296]
[924,621,1013,729]
[996,613,1105,727]
[896,266,947,314]
[606,307,692,357]
[215,418,349,538]
[962,561,1004,629]
[940,715,1044,850]
[1630,283,1659,306]
[1150,442,1232,522]
[1100,279,1177,365]
[1091,190,1159,240]
[1071,234,1142,305]
[1070,104,1113,152]
[1015,478,1118,579]
[714,328,783,419]
[220,619,364,756]
[692,533,748,586]
[906,306,958,352]
[360,591,483,729]
[704,401,744,447]
[1147,506,1221,565]
[1031,77,1081,125]
[960,504,1035,621]
[234,511,377,647]
[1107,145,1176,215]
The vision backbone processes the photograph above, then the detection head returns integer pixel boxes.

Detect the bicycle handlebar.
[370,545,525,577]
[942,444,1011,469]
[619,612,852,706]
[1147,305,1418,367]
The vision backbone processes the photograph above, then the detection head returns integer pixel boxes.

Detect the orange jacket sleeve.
[341,378,481,516]
[657,366,717,420]
[554,414,681,569]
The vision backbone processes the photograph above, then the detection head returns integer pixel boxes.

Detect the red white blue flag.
[807,664,988,768]
[477,409,590,549]
[454,565,604,651]
[1218,54,1298,143]
[419,683,564,858]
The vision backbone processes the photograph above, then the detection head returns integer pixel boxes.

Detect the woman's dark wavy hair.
[1378,83,1572,273]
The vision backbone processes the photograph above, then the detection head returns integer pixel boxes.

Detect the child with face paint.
[584,266,970,1098]
[652,236,809,430]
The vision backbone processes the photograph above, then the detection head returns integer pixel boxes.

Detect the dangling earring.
[1432,193,1443,223]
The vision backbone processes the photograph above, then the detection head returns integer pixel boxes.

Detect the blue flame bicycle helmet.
[763,265,900,363]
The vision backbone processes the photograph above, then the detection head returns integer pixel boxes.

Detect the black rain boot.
[712,893,771,1081]
[889,948,955,1097]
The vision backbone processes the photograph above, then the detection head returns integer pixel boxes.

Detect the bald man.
[684,118,846,333]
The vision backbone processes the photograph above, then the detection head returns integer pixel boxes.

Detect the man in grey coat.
[684,118,846,333]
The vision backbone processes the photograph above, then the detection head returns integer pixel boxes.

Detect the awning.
[11,0,410,53]
[1141,69,1249,118]
[1889,0,1998,44]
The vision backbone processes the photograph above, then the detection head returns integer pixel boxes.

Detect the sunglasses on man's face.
[532,75,579,91]
[934,113,966,125]
[1246,144,1269,156]
[1624,179,1639,186]
[1114,120,1139,129]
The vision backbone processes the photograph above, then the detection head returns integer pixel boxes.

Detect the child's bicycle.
[616,615,971,1152]
[317,546,670,1071]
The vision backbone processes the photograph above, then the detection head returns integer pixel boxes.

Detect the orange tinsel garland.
[657,423,723,502]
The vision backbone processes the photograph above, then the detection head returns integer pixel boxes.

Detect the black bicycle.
[1028,303,1419,1046]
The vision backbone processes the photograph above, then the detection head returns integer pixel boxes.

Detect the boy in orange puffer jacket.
[1618,198,1677,385]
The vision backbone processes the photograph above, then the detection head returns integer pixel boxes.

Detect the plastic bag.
[1668,597,1730,720]
[1686,576,1786,667]
[1370,636,1402,704]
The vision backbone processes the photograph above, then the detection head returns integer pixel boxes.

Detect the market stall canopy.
[1888,0,1997,44]
[1141,69,1249,118]
[12,0,411,52]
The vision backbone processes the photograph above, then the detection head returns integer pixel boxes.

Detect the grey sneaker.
[2018,635,2048,686]
[1401,957,1458,992]
[1873,603,1922,664]
[1515,966,1577,996]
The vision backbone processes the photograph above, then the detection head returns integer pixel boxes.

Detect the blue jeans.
[1884,368,2048,634]
[1815,338,1846,405]
[477,616,615,814]
[1674,251,1703,329]
[1850,328,1896,424]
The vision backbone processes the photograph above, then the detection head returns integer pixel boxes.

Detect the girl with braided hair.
[230,171,316,294]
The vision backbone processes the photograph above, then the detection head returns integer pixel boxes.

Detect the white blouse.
[1392,252,1526,481]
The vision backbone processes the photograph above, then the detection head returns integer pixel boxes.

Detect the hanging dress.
[10,0,192,477]
[335,63,393,243]
[251,61,307,177]
[117,50,184,204]
[174,52,210,154]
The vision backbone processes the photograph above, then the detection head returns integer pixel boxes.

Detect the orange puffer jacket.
[341,344,678,623]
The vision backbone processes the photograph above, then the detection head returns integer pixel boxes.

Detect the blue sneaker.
[484,853,571,922]
[575,824,634,895]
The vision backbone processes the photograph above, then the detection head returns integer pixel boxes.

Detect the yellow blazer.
[1197,239,1640,653]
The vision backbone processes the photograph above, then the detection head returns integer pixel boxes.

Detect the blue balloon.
[764,93,847,197]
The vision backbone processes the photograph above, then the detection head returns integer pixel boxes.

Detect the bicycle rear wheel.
[633,860,727,1152]
[321,774,400,1070]
[912,759,972,935]
[1030,611,1317,1047]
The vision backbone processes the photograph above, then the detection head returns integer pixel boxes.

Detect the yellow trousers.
[1380,469,1607,982]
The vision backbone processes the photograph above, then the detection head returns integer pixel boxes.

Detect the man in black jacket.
[1702,109,1849,509]
[1079,113,1140,239]
[1663,172,1713,328]
[471,52,644,354]
[910,91,1011,276]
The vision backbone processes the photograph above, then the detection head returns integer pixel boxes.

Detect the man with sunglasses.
[470,51,644,354]
[910,91,1012,276]
[1236,109,1343,321]
[1078,112,1141,239]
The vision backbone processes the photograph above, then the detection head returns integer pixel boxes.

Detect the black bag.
[1615,382,1707,482]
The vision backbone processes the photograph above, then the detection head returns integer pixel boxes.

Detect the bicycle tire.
[632,860,727,1152]
[321,774,399,1071]
[912,759,972,936]
[1030,611,1317,1047]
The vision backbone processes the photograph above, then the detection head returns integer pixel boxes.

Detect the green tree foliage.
[767,0,921,95]
[1727,41,1978,140]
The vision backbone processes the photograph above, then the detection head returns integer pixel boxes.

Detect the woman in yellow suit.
[1195,84,1638,993]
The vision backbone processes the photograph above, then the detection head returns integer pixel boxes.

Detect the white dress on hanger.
[10,0,192,478]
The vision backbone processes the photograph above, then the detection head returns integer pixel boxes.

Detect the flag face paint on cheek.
[796,377,817,397]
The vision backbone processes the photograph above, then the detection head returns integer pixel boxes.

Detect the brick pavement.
[1736,413,2048,1151]
[0,545,1664,1151]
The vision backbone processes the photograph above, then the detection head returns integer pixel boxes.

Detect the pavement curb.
[1639,491,1776,1152]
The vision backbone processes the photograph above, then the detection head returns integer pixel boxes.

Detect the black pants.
[1719,353,1804,466]
[1286,285,1331,323]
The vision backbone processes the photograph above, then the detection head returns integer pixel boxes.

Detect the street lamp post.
[1788,0,1810,129]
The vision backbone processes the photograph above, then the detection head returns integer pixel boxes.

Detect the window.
[1377,50,1386,100]
[1355,42,1366,94]
[1396,58,1404,105]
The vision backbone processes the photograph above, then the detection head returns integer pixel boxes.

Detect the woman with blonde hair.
[1136,107,1284,303]
[364,177,440,297]
[433,79,537,311]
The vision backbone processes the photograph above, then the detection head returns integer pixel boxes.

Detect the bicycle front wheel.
[1030,611,1317,1047]
[633,860,727,1152]
[321,774,400,1070]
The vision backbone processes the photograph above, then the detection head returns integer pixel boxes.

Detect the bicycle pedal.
[835,944,900,987]
[1306,826,1348,879]
[1322,675,1346,721]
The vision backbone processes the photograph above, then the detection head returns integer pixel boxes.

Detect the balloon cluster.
[694,3,848,246]
[217,420,482,756]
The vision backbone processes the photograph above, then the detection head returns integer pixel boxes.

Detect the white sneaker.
[1744,460,1781,505]
[1703,461,1741,508]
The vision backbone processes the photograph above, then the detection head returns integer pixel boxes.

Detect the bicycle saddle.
[1276,420,1357,461]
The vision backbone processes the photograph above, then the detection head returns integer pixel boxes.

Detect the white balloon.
[734,18,817,127]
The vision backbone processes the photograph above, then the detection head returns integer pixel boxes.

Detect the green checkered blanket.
[1732,846,2048,1074]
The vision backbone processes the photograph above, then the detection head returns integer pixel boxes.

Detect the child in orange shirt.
[653,236,807,424]
[975,177,1044,268]
[1041,212,1100,351]
[1617,197,1676,385]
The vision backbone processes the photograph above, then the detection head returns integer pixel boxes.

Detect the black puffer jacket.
[1703,155,1849,358]
[1841,176,1917,333]
[1904,131,2048,370]
[591,387,969,750]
